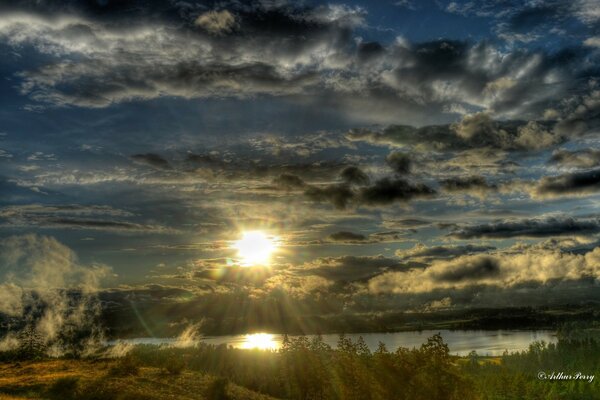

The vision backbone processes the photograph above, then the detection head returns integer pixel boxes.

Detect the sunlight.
[234,231,277,266]
[241,333,278,350]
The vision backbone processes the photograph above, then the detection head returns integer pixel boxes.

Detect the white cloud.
[194,10,237,35]
[584,37,600,48]
[369,245,600,294]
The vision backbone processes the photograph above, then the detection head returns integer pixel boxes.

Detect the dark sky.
[1,0,600,316]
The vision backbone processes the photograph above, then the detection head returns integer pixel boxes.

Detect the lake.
[110,330,556,356]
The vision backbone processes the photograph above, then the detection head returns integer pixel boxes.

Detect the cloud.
[300,255,404,282]
[0,234,110,353]
[386,152,411,174]
[358,177,436,206]
[131,153,171,170]
[440,175,497,198]
[271,173,307,190]
[584,37,600,47]
[0,5,341,107]
[192,264,275,286]
[340,166,370,185]
[185,150,349,183]
[304,175,435,209]
[304,183,355,210]
[194,10,237,35]
[533,168,600,198]
[262,274,333,298]
[432,256,500,282]
[0,4,594,124]
[0,204,132,217]
[574,0,600,24]
[369,244,600,294]
[0,204,174,233]
[549,149,600,168]
[347,113,564,151]
[554,89,600,137]
[394,0,416,10]
[449,217,600,239]
[327,231,367,242]
[37,218,174,233]
[396,243,496,262]
[382,218,432,228]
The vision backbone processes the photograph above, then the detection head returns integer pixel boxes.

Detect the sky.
[1,0,600,324]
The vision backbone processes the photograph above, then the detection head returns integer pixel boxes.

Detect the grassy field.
[0,359,276,400]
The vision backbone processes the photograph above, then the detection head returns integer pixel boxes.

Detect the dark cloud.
[185,153,229,169]
[185,151,348,182]
[386,152,411,174]
[534,168,600,198]
[0,204,131,217]
[369,231,407,241]
[554,90,600,138]
[271,173,306,190]
[358,177,436,206]
[27,217,170,233]
[304,183,354,210]
[131,153,171,170]
[384,218,432,228]
[396,243,496,261]
[340,166,370,185]
[440,175,497,197]
[100,285,197,303]
[44,218,168,232]
[193,265,274,285]
[304,176,435,209]
[327,231,367,242]
[432,256,501,283]
[347,114,563,151]
[357,41,385,63]
[22,61,319,107]
[450,217,600,239]
[0,204,172,233]
[301,255,404,282]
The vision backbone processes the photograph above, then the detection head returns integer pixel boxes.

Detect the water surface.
[112,330,556,356]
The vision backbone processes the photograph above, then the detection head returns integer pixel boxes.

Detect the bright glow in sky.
[234,231,277,267]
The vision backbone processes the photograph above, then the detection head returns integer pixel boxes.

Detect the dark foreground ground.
[0,359,274,400]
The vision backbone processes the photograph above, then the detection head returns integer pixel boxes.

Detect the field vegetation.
[0,326,598,399]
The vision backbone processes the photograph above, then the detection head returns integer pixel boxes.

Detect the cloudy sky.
[1,0,600,318]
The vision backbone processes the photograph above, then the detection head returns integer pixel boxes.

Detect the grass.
[0,359,278,400]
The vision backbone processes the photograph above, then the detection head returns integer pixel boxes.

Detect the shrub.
[78,380,116,400]
[164,355,186,375]
[46,376,80,400]
[205,377,230,400]
[108,356,139,377]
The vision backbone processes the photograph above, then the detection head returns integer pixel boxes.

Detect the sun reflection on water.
[241,333,279,350]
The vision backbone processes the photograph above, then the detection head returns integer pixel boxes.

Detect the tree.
[17,324,47,359]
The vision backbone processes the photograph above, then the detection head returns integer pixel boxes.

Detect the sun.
[234,231,277,266]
